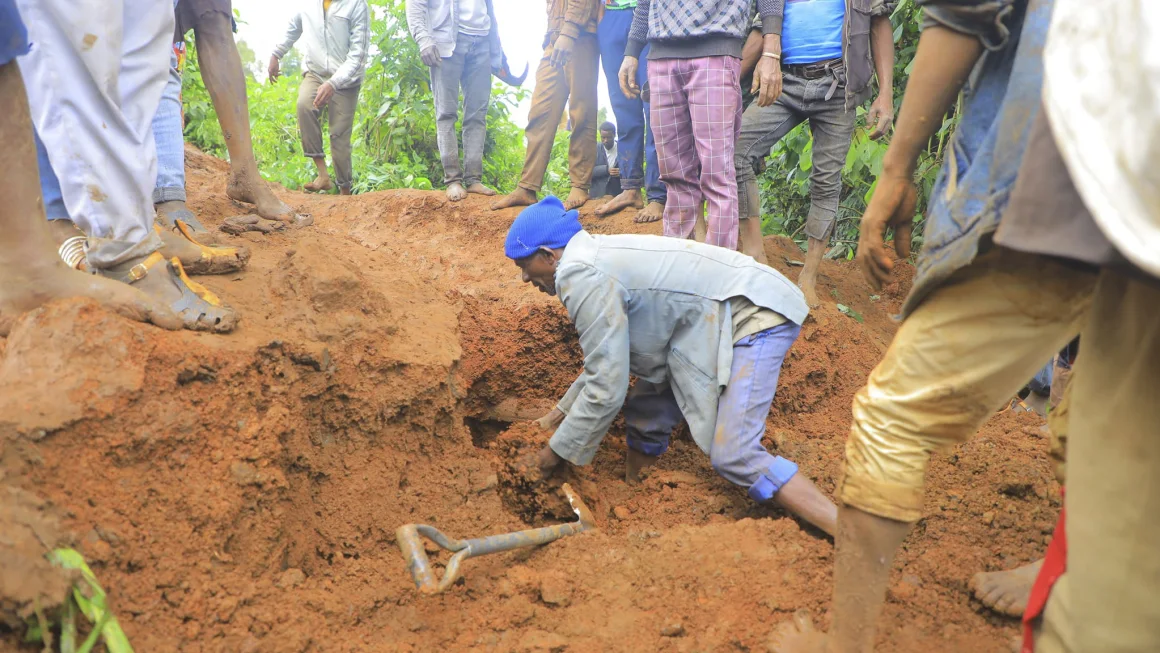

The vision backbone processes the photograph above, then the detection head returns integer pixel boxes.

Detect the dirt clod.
[276,568,306,589]
[662,623,686,637]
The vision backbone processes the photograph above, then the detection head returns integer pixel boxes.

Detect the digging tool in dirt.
[396,483,595,594]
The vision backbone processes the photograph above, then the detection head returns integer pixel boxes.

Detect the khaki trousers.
[296,71,360,190]
[518,33,599,192]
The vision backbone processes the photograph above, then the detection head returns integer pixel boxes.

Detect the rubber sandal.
[101,252,238,333]
[154,223,250,275]
[220,214,290,235]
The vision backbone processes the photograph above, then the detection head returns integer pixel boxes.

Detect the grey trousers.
[297,71,361,190]
[735,68,856,242]
[431,32,492,186]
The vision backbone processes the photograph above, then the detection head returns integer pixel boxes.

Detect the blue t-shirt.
[782,0,846,65]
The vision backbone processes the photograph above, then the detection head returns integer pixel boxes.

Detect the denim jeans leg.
[733,74,805,218]
[152,46,186,203]
[460,35,491,186]
[623,380,684,457]
[639,42,666,203]
[802,78,856,242]
[432,42,468,186]
[35,129,68,221]
[598,9,644,191]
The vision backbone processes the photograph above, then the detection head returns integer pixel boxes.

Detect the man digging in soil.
[505,196,839,536]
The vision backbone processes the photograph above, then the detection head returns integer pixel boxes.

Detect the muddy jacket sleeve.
[405,0,435,52]
[328,1,370,90]
[918,0,1021,51]
[272,11,304,60]
[559,0,598,40]
[548,264,632,466]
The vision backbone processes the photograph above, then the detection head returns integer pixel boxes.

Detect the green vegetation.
[183,0,949,256]
[24,549,133,653]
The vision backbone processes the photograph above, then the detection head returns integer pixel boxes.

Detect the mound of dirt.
[0,147,1059,652]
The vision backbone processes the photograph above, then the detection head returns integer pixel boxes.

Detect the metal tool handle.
[396,483,595,594]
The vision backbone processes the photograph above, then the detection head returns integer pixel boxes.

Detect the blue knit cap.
[504,196,582,260]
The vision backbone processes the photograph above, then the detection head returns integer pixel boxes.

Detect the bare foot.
[304,174,332,193]
[768,610,829,653]
[466,182,497,197]
[594,189,645,217]
[634,201,664,224]
[563,188,589,211]
[491,187,538,211]
[797,272,820,308]
[446,182,468,202]
[0,256,182,335]
[625,448,660,484]
[970,559,1044,618]
[226,173,296,222]
[96,254,238,333]
[155,200,216,243]
[156,225,250,275]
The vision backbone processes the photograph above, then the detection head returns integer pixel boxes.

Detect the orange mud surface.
[0,148,1059,652]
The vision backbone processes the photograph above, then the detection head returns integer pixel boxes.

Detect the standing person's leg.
[1053,271,1160,652]
[797,97,857,307]
[685,56,742,250]
[622,380,684,483]
[0,11,180,333]
[17,0,236,331]
[636,42,666,224]
[708,322,838,535]
[186,1,296,222]
[563,32,599,211]
[491,45,568,210]
[432,38,469,201]
[734,76,806,263]
[649,58,700,241]
[595,9,646,217]
[460,34,495,197]
[328,82,361,196]
[153,45,205,230]
[296,72,330,192]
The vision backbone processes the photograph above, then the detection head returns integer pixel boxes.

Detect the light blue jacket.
[549,232,809,466]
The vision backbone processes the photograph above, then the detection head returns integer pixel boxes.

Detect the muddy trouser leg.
[1033,270,1160,653]
[328,82,360,192]
[623,380,684,457]
[432,40,468,186]
[459,34,491,187]
[709,322,803,500]
[517,45,569,192]
[16,0,172,268]
[153,46,186,203]
[296,72,325,161]
[801,83,856,243]
[839,247,1096,524]
[734,76,804,220]
[565,33,599,191]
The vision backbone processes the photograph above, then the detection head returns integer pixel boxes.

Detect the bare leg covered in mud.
[594,188,645,217]
[797,237,825,308]
[192,10,297,222]
[563,187,589,211]
[971,559,1044,618]
[0,62,182,334]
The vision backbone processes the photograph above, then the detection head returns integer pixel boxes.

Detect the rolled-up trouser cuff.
[85,229,164,270]
[747,456,799,502]
[838,464,926,523]
[803,202,837,242]
[152,186,186,204]
[626,434,669,457]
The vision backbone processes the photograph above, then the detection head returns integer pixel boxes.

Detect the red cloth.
[1023,493,1067,653]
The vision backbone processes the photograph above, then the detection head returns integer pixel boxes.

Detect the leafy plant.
[24,549,132,653]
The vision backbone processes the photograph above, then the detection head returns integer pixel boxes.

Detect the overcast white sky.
[232,0,615,128]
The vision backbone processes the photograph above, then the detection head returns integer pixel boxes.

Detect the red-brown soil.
[0,147,1057,652]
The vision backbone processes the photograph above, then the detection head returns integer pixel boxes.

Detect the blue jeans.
[625,322,802,502]
[597,8,665,204]
[35,131,68,220]
[152,45,186,203]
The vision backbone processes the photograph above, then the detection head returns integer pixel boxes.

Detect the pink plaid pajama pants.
[648,56,743,250]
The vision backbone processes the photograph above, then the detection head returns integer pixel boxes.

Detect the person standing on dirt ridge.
[506,196,841,537]
[734,0,895,294]
[590,122,623,200]
[617,0,788,251]
[269,0,370,196]
[406,0,526,203]
[592,0,666,223]
[154,0,306,238]
[15,0,239,333]
[490,0,602,213]
[768,0,1160,651]
[0,1,184,334]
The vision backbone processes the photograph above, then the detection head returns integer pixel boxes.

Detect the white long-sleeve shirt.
[272,0,370,90]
